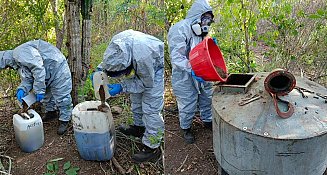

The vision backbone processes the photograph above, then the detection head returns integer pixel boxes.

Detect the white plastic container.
[13,109,44,153]
[72,101,116,161]
[93,71,111,100]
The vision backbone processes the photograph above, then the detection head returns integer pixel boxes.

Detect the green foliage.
[211,0,267,73]
[165,0,193,30]
[0,0,62,49]
[25,0,50,30]
[63,161,80,175]
[257,0,327,81]
[44,159,80,175]
[90,42,110,68]
[126,116,134,125]
[148,129,164,146]
[210,0,327,81]
[92,0,165,44]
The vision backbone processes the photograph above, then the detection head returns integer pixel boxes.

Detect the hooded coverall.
[98,30,164,149]
[168,0,214,129]
[0,40,72,122]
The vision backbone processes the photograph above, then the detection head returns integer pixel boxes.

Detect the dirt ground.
[164,111,221,175]
[163,79,225,175]
[0,97,163,175]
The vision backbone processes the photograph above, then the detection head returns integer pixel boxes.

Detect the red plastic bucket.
[189,37,227,82]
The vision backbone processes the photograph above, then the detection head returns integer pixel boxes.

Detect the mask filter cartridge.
[201,25,210,33]
[191,24,202,36]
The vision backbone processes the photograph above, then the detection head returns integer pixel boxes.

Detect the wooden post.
[66,0,82,106]
[81,0,92,81]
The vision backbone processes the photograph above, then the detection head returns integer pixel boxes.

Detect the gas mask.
[191,14,214,37]
[200,15,213,36]
[106,63,135,78]
[125,68,135,79]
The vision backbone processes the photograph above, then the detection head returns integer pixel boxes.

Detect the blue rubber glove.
[16,89,25,103]
[107,84,122,96]
[191,70,205,83]
[36,93,45,102]
[212,37,218,45]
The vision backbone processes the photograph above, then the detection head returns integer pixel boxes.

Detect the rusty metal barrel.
[213,72,327,175]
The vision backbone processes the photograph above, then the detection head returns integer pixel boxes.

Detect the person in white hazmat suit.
[168,0,215,144]
[96,29,164,163]
[0,39,73,135]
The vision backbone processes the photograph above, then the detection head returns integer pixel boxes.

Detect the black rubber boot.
[42,111,58,122]
[132,145,161,163]
[182,128,195,144]
[57,121,69,135]
[118,125,145,138]
[203,121,212,130]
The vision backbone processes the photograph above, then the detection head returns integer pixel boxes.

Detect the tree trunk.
[50,0,65,50]
[82,20,91,81]
[81,0,93,78]
[66,0,82,106]
[104,0,108,25]
[80,0,93,103]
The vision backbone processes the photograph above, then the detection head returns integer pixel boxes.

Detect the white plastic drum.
[72,101,115,161]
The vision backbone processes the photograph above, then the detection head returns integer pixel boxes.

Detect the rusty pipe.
[264,69,296,118]
[264,69,296,96]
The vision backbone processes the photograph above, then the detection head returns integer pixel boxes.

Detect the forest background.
[0,0,326,174]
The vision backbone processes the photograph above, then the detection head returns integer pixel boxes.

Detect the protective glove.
[212,37,218,45]
[191,70,205,83]
[36,93,45,102]
[107,84,122,96]
[16,89,26,103]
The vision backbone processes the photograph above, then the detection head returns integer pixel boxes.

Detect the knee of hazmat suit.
[97,29,164,94]
[167,0,214,128]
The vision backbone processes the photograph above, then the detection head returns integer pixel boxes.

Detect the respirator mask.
[200,15,213,35]
[106,63,135,78]
[191,14,214,37]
